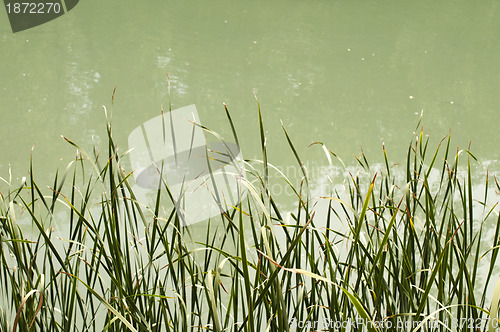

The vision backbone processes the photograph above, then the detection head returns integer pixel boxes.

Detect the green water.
[1,0,500,186]
[1,2,500,326]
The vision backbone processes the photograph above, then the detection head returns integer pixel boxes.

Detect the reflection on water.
[2,1,500,184]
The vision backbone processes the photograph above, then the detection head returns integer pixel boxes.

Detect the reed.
[0,102,499,331]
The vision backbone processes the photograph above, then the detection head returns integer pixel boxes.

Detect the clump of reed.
[0,99,500,332]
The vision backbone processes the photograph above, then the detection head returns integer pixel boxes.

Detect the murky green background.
[1,0,499,187]
[1,1,500,321]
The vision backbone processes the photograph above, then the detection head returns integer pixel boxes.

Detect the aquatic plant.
[1,100,500,332]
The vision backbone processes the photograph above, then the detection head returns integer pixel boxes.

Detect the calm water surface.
[1,0,500,187]
[1,1,500,324]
